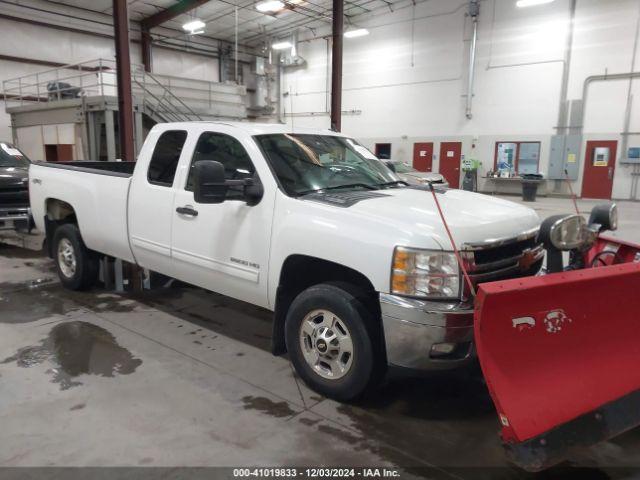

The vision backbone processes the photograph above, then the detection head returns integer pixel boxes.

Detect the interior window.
[375,143,392,160]
[518,143,540,174]
[186,132,256,200]
[147,130,187,186]
[494,141,541,175]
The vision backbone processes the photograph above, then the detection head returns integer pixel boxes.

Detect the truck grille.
[0,186,29,206]
[463,229,544,286]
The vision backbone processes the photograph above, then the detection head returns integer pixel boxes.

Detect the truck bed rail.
[32,161,135,178]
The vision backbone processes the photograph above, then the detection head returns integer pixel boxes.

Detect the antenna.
[428,183,476,298]
[564,169,580,214]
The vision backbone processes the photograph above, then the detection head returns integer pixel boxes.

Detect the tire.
[285,283,383,402]
[52,223,99,291]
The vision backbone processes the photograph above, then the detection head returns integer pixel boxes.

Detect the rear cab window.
[147,130,188,187]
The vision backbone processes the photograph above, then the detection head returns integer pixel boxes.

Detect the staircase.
[3,58,248,122]
[131,69,248,123]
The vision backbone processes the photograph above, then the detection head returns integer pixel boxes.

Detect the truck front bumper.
[380,293,475,371]
[0,206,31,231]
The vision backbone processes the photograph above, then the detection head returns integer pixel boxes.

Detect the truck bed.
[29,161,136,263]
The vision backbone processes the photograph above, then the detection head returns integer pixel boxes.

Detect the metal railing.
[132,70,202,122]
[2,58,247,120]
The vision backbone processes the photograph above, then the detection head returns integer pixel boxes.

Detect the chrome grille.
[463,229,544,285]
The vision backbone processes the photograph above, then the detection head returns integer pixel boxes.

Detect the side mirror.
[194,160,227,204]
[385,161,396,173]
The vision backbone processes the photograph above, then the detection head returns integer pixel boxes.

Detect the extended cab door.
[170,126,275,308]
[128,128,189,275]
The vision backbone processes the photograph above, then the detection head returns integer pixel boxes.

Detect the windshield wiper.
[377,180,409,188]
[297,183,380,196]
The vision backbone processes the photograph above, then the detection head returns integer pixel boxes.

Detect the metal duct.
[465,0,479,120]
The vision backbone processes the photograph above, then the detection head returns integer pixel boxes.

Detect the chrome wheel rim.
[299,309,354,380]
[57,238,76,278]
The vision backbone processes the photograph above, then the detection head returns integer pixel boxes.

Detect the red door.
[582,140,616,199]
[413,143,433,172]
[439,142,462,189]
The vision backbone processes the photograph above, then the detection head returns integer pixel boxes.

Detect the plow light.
[391,247,460,299]
[541,214,587,251]
[589,203,618,233]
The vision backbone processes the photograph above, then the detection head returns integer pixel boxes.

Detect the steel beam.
[141,27,153,72]
[141,0,212,30]
[330,0,344,132]
[113,0,136,162]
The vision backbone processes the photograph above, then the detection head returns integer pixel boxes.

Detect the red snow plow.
[474,204,640,471]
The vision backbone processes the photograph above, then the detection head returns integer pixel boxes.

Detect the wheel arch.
[43,198,78,257]
[271,254,381,355]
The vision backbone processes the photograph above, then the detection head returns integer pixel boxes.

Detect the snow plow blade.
[474,262,640,471]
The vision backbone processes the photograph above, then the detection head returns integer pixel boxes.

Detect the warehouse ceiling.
[44,0,409,46]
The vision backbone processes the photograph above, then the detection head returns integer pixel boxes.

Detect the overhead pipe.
[622,9,640,199]
[465,0,479,120]
[330,0,344,131]
[555,0,577,133]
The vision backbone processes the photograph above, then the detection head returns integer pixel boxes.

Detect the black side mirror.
[385,161,396,173]
[194,160,227,204]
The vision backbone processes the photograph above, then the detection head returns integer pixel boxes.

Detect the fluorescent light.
[182,19,205,34]
[516,0,555,7]
[272,41,293,50]
[344,28,369,38]
[256,0,284,12]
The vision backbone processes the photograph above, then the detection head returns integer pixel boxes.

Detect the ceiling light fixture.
[272,41,293,50]
[344,28,370,38]
[516,0,555,7]
[256,0,285,12]
[182,19,205,34]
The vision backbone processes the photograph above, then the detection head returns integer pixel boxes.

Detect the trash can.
[521,174,543,202]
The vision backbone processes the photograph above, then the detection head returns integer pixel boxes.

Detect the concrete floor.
[1,196,640,478]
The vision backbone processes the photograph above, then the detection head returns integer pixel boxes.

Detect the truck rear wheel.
[285,283,382,401]
[52,223,98,291]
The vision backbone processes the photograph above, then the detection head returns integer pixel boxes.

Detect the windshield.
[392,162,415,174]
[255,134,401,196]
[0,143,30,168]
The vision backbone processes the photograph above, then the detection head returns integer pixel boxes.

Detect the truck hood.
[335,187,540,249]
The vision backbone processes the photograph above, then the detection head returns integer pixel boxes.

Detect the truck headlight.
[391,247,460,299]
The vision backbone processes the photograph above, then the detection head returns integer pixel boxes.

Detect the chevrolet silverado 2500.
[30,121,542,398]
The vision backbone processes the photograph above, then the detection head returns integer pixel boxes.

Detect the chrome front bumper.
[0,206,31,231]
[380,293,475,371]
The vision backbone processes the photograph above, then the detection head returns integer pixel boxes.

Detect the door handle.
[608,167,613,180]
[176,206,198,217]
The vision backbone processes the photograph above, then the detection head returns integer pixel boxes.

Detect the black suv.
[0,142,32,232]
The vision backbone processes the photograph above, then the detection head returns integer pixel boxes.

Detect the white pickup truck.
[30,122,542,401]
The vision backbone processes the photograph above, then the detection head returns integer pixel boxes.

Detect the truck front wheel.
[52,223,99,291]
[285,283,382,401]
